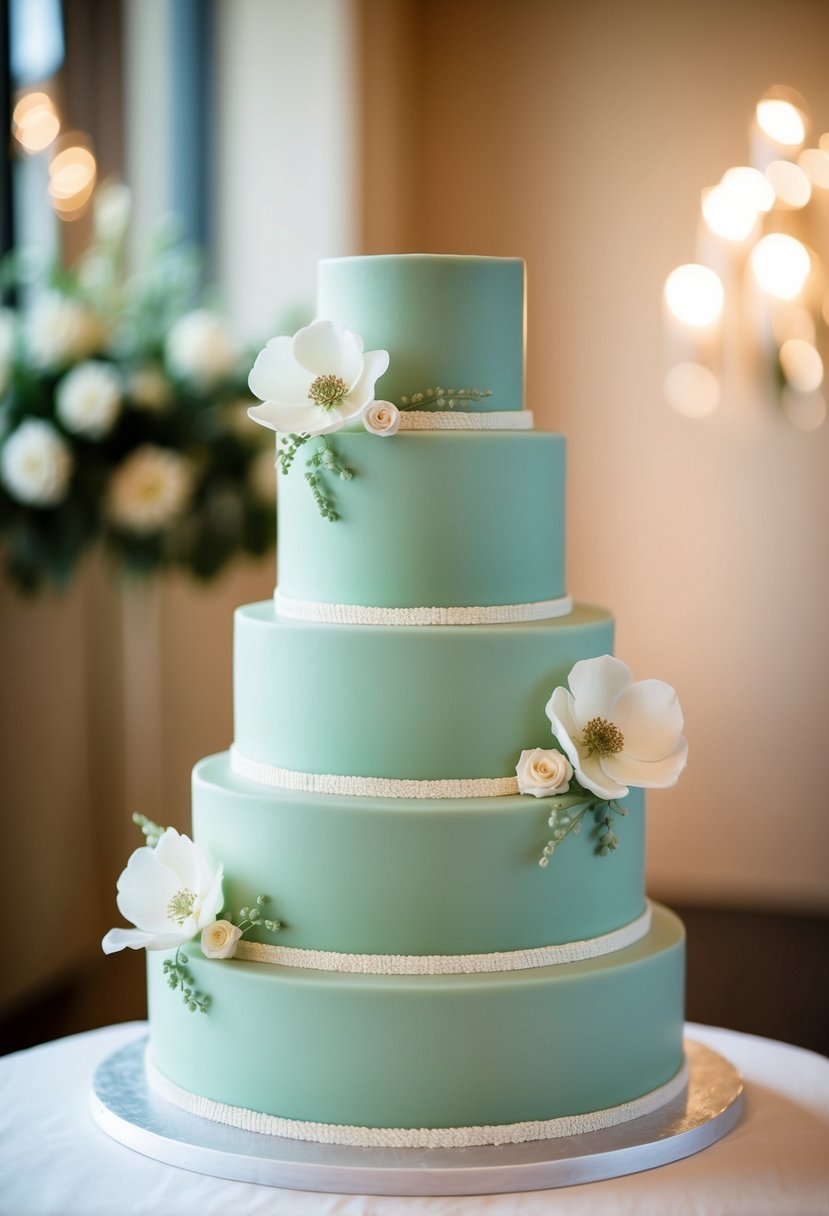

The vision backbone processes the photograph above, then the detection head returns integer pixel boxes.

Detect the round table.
[1,1021,828,1215]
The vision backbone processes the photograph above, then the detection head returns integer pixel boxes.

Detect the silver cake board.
[90,1036,743,1196]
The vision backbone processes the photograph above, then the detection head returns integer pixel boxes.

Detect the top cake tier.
[317,254,525,411]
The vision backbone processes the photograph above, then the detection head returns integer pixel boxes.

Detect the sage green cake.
[146,254,686,1148]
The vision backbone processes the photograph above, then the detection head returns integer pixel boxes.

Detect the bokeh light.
[701,184,758,241]
[781,387,826,431]
[750,234,811,300]
[765,160,811,208]
[12,91,60,153]
[779,339,824,392]
[663,363,721,418]
[756,98,806,146]
[49,144,97,220]
[721,166,775,212]
[664,264,724,327]
[798,148,829,189]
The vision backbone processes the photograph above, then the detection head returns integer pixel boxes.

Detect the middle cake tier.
[233,600,614,783]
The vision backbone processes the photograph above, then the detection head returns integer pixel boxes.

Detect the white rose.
[108,444,192,533]
[56,360,122,439]
[0,419,73,507]
[128,365,173,412]
[0,309,16,396]
[362,400,400,436]
[165,310,238,390]
[25,292,103,369]
[102,827,224,954]
[516,748,573,798]
[201,919,243,960]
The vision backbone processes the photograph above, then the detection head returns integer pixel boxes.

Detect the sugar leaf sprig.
[398,387,493,411]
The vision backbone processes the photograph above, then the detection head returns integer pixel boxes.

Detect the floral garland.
[515,655,688,867]
[102,813,281,1014]
[0,185,275,593]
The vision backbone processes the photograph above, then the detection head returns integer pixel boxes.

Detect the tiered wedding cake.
[105,254,688,1149]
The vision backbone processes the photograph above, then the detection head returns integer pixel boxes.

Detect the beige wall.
[360,0,829,910]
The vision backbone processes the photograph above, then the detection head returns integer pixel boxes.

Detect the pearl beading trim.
[230,745,519,799]
[145,1052,689,1148]
[274,588,574,626]
[396,409,534,430]
[233,904,652,975]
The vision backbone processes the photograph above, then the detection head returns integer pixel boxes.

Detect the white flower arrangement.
[103,814,280,1013]
[0,418,73,507]
[0,182,274,593]
[518,655,687,867]
[107,445,193,534]
[55,360,122,439]
[247,319,391,520]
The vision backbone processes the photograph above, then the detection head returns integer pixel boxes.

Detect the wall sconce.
[663,86,828,431]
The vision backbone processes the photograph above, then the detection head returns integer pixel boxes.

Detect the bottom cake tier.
[146,904,685,1148]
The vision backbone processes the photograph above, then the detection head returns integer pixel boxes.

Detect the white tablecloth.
[1,1021,827,1216]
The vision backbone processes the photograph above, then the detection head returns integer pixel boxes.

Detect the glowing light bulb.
[765,160,811,208]
[750,235,811,300]
[663,363,720,418]
[12,91,59,153]
[702,184,758,241]
[664,265,724,328]
[756,99,806,146]
[721,167,775,213]
[779,340,824,392]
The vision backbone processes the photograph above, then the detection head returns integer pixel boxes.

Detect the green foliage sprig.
[539,789,628,868]
[398,387,493,411]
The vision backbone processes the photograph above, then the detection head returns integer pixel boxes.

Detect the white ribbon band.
[230,746,519,799]
[146,1052,689,1149]
[274,589,574,627]
[234,905,652,975]
[396,409,534,430]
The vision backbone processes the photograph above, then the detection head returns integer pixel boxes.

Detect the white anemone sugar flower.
[165,309,238,390]
[102,827,224,954]
[25,291,103,369]
[0,308,15,396]
[0,419,73,507]
[546,655,688,801]
[108,444,193,533]
[56,360,122,439]
[248,319,390,438]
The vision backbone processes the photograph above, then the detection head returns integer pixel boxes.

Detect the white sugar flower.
[0,309,15,396]
[0,419,73,506]
[201,919,242,959]
[362,400,400,436]
[56,360,122,439]
[516,748,573,798]
[165,309,238,389]
[102,827,224,954]
[25,291,103,369]
[248,319,389,438]
[546,655,688,801]
[108,445,192,533]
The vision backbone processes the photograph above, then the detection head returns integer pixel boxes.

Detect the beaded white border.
[229,746,520,799]
[145,1052,689,1149]
[274,589,574,627]
[233,904,652,975]
[396,409,534,430]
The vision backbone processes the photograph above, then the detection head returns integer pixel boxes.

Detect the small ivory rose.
[546,655,688,801]
[362,400,400,436]
[0,419,73,506]
[201,919,243,960]
[248,319,389,438]
[102,827,224,954]
[516,748,573,797]
[56,360,122,439]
